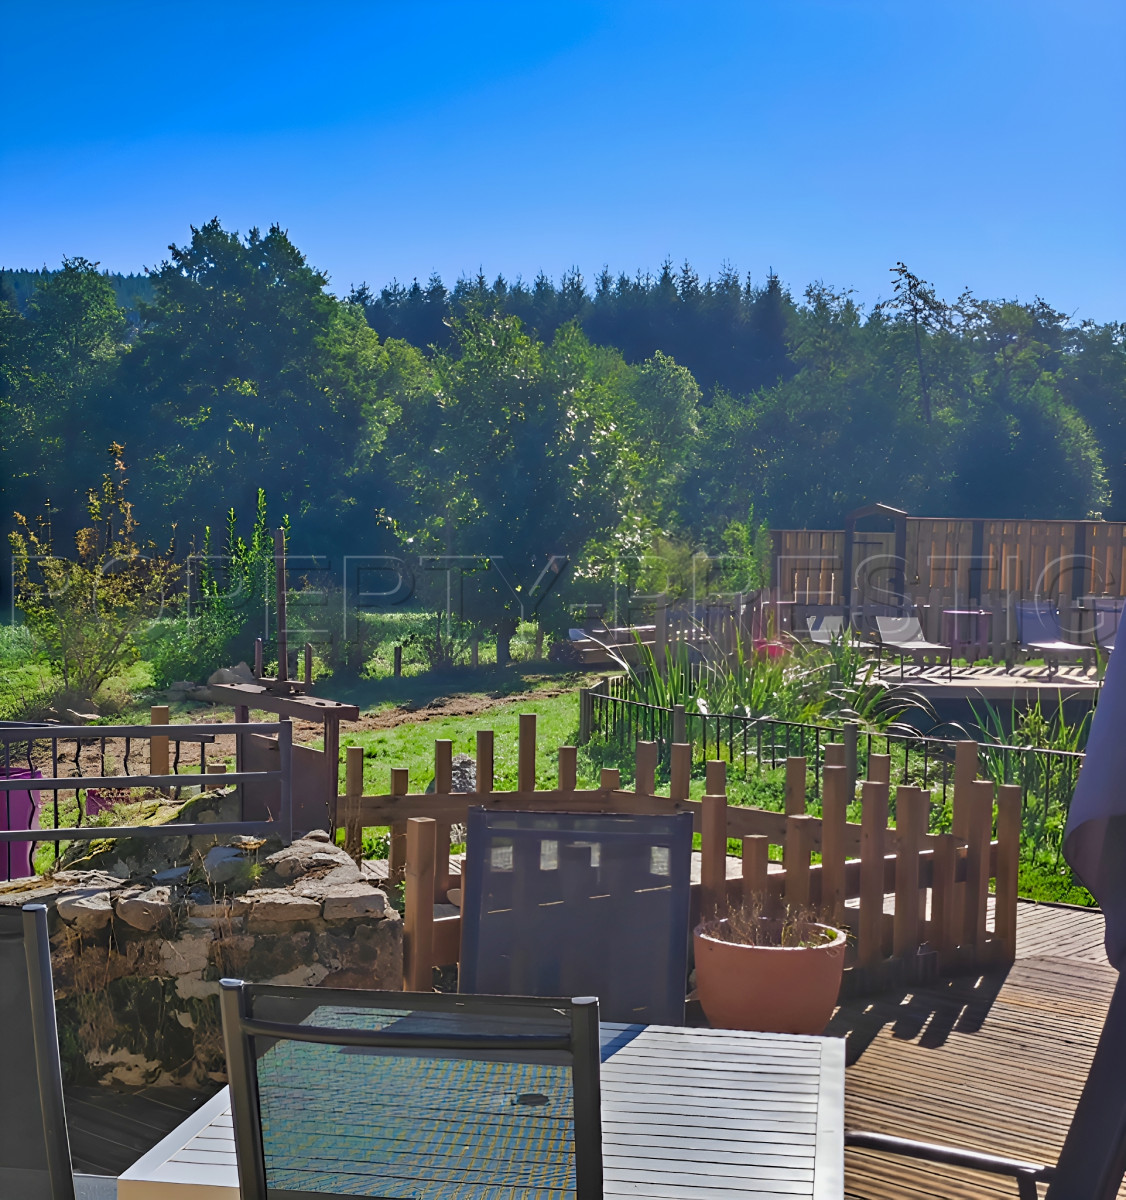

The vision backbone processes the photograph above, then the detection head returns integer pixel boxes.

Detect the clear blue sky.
[2,1,1123,320]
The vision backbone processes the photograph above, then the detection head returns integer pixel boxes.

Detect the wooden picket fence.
[336,715,1021,996]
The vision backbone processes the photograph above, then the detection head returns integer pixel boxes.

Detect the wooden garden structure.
[335,715,1021,995]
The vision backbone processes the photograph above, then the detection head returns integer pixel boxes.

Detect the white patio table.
[118,1022,844,1199]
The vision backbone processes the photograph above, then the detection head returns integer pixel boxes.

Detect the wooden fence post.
[893,786,925,959]
[518,713,537,792]
[434,740,452,901]
[701,793,728,921]
[476,730,494,793]
[672,704,687,746]
[669,743,691,801]
[150,705,169,782]
[824,742,846,769]
[578,687,592,744]
[784,815,815,910]
[389,768,408,889]
[821,765,848,926]
[705,759,726,797]
[655,605,668,673]
[952,740,980,938]
[867,754,891,785]
[785,756,807,816]
[558,746,577,792]
[741,835,770,907]
[843,721,859,798]
[859,780,889,967]
[930,832,958,961]
[963,778,994,956]
[635,741,657,797]
[995,784,1021,963]
[404,816,436,992]
[344,745,364,863]
[600,768,620,791]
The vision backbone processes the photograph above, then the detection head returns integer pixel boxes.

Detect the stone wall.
[0,827,402,1088]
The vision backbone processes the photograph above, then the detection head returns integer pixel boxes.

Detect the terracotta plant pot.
[694,919,846,1034]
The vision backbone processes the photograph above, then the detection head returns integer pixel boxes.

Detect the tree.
[9,447,179,699]
[124,220,393,540]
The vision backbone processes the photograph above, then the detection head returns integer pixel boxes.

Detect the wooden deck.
[67,901,1115,1196]
[836,900,1115,1198]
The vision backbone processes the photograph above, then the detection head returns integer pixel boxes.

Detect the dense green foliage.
[3,223,1124,642]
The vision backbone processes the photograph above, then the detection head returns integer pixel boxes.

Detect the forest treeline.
[2,220,1124,629]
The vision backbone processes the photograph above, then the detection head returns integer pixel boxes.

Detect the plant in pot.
[694,899,847,1034]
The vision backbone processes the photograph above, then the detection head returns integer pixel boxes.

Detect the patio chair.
[218,979,603,1200]
[0,904,117,1199]
[459,809,693,1025]
[1016,602,1097,677]
[807,613,844,644]
[846,969,1126,1199]
[1091,597,1122,654]
[874,615,953,679]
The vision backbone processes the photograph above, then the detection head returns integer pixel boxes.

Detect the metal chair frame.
[219,979,604,1200]
[846,971,1126,1199]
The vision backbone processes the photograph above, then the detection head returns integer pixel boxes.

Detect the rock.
[187,894,236,919]
[292,863,362,897]
[426,753,476,794]
[303,829,331,843]
[168,680,195,693]
[208,662,256,686]
[321,883,390,921]
[243,890,322,924]
[229,835,266,851]
[153,866,190,884]
[116,887,173,932]
[266,838,355,881]
[201,845,251,886]
[56,890,115,931]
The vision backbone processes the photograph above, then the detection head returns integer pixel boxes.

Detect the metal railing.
[0,720,294,879]
[584,683,1084,865]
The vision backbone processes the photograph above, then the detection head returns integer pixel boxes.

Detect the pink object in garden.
[753,639,787,659]
[85,788,113,818]
[0,768,41,882]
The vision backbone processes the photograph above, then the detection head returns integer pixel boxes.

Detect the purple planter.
[0,768,41,882]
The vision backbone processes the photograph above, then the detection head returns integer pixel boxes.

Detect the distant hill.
[0,267,156,316]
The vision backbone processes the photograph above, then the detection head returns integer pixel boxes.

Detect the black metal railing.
[0,720,294,880]
[584,684,1083,865]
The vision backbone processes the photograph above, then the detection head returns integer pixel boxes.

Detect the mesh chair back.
[1017,601,1064,645]
[0,905,76,1200]
[219,981,603,1200]
[1092,600,1122,650]
[807,614,843,644]
[459,810,692,1025]
[875,615,926,644]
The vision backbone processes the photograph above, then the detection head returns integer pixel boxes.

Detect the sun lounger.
[1091,598,1122,654]
[875,615,953,678]
[1016,602,1097,677]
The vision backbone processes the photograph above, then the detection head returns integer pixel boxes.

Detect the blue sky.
[2,1,1123,320]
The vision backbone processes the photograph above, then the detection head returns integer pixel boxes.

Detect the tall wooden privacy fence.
[774,517,1126,609]
[336,715,1020,995]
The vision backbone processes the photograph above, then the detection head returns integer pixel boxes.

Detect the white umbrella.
[1065,646,1126,967]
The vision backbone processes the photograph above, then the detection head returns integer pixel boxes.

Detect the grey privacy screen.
[459,810,693,1025]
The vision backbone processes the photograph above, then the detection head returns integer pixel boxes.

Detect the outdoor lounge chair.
[1091,597,1122,654]
[874,615,953,678]
[459,809,693,1025]
[807,613,844,644]
[218,980,603,1200]
[1016,601,1097,677]
[846,969,1126,1199]
[0,904,117,1199]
